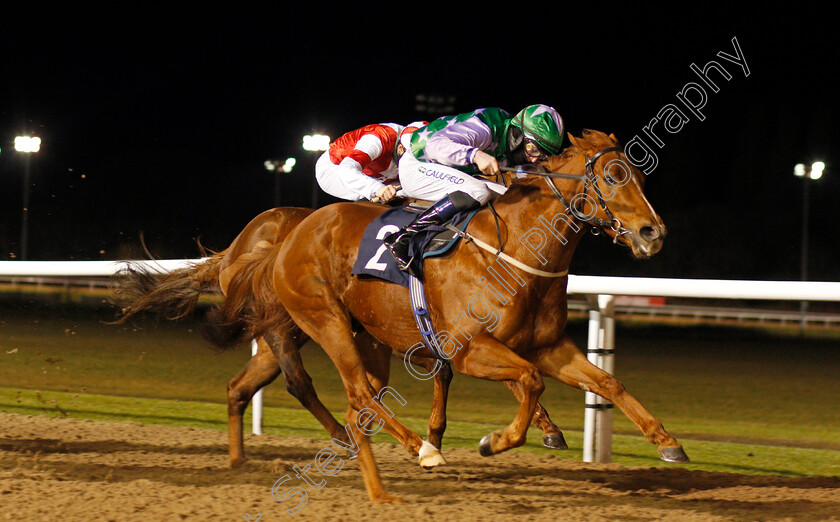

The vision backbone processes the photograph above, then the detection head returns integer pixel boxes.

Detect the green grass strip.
[2,386,837,478]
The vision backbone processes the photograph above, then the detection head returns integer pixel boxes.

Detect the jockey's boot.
[383,195,461,277]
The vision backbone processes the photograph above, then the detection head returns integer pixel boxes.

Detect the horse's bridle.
[503,146,632,243]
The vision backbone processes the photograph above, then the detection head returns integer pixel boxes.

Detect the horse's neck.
[494,180,586,281]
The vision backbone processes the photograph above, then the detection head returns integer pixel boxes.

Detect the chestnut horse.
[222,129,687,503]
[113,207,350,467]
[113,207,566,467]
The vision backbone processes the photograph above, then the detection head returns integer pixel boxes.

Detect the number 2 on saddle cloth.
[351,205,479,359]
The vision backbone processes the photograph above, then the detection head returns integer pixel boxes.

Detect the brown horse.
[113,207,566,467]
[223,129,687,503]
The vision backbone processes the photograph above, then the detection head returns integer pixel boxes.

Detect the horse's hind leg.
[342,405,404,504]
[286,305,437,498]
[227,336,282,468]
[533,334,688,462]
[339,332,432,503]
[264,331,348,445]
[502,381,568,450]
[341,332,407,504]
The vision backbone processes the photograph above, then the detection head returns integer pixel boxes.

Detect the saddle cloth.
[351,204,477,287]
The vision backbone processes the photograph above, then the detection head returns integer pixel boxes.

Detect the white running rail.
[3,259,840,463]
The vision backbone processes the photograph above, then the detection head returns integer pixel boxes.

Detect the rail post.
[582,294,615,463]
[251,339,263,435]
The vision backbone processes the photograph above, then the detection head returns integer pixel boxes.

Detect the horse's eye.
[604,174,618,186]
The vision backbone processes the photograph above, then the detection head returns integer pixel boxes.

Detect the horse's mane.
[547,129,619,171]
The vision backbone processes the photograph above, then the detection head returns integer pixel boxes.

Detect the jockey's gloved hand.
[374,185,398,203]
[473,150,501,176]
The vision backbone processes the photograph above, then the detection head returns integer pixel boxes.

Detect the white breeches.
[397,152,507,205]
[315,152,390,201]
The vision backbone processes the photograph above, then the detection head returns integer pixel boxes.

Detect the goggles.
[523,139,549,160]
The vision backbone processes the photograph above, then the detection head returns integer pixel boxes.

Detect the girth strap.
[409,275,448,360]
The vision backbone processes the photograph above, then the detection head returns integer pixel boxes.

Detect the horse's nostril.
[639,225,660,241]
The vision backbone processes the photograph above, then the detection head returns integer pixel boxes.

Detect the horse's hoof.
[418,440,447,469]
[542,432,568,450]
[658,446,689,463]
[371,493,404,504]
[230,456,248,469]
[479,434,495,457]
[419,452,447,469]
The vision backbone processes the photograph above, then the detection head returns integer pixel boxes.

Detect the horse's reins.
[500,146,632,242]
[447,146,632,278]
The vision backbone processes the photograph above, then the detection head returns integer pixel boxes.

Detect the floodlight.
[810,161,825,180]
[302,134,330,152]
[281,158,296,172]
[14,136,41,153]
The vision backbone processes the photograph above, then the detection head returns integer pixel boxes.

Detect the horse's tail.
[202,240,296,349]
[112,250,225,325]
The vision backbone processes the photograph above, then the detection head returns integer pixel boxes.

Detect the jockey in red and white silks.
[316,121,426,203]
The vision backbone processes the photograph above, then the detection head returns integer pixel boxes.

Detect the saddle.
[351,203,478,288]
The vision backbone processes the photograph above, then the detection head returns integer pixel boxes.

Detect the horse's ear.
[609,133,617,141]
[567,133,579,147]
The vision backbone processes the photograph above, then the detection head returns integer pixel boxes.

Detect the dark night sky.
[0,4,837,282]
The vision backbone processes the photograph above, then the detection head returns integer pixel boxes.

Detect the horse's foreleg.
[502,381,568,450]
[534,334,688,462]
[356,333,447,469]
[264,331,348,445]
[410,354,453,450]
[451,333,544,456]
[227,337,282,468]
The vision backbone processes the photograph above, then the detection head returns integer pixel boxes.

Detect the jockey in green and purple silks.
[383,104,565,277]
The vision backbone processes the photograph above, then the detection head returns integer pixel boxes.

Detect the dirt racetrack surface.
[1,413,838,521]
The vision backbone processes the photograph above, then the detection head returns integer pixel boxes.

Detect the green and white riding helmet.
[508,104,565,160]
